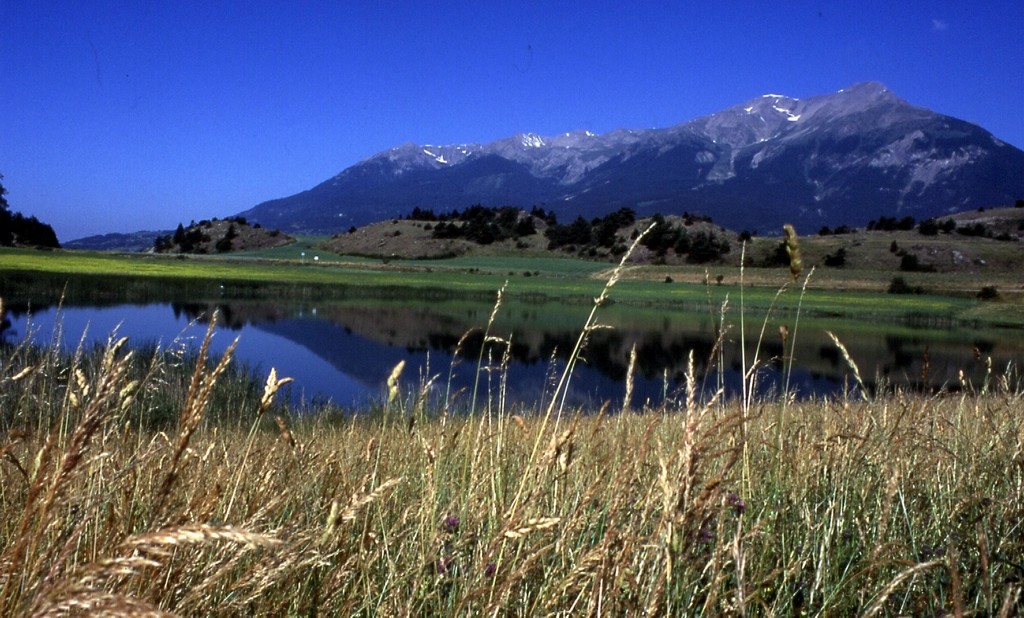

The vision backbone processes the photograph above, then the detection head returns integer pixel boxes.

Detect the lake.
[2,295,1021,410]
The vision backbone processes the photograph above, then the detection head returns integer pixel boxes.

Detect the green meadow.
[0,247,1010,326]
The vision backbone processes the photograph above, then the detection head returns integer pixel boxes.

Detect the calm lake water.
[2,297,1021,410]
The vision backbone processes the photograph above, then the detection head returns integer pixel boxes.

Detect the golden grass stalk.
[623,342,637,413]
[998,584,1021,618]
[153,313,237,521]
[123,523,282,555]
[860,559,945,618]
[505,223,654,525]
[470,281,507,415]
[783,222,802,280]
[386,359,405,405]
[0,335,135,609]
[826,330,870,402]
[259,367,294,415]
[225,365,293,518]
[322,476,404,541]
[34,592,173,618]
[546,223,654,423]
[502,517,561,539]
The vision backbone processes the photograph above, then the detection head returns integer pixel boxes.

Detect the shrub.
[823,247,847,267]
[888,276,922,294]
[918,218,939,236]
[899,253,935,273]
[957,223,989,237]
[977,286,999,300]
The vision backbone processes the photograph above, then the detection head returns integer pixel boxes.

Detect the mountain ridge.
[239,82,1024,234]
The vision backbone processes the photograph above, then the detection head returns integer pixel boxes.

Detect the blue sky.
[2,2,1022,241]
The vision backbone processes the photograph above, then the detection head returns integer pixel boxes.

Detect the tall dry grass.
[1,242,1023,616]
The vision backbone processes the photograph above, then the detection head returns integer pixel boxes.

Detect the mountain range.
[238,82,1024,235]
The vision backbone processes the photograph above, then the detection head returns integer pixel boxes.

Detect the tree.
[0,174,60,248]
[888,276,922,295]
[823,247,847,267]
[688,230,730,263]
[977,286,999,300]
[899,253,935,273]
[513,216,537,237]
[918,218,940,236]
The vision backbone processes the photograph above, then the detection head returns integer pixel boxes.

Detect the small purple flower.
[484,562,497,577]
[919,544,945,561]
[443,514,460,533]
[435,556,457,575]
[727,492,747,515]
[697,525,714,544]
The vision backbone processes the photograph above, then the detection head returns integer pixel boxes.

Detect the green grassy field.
[2,246,1018,326]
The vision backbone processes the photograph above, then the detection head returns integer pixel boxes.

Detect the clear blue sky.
[2,1,1022,241]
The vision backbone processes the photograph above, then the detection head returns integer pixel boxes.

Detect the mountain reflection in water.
[2,299,1020,410]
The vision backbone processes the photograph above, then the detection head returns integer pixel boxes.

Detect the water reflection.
[2,297,1021,409]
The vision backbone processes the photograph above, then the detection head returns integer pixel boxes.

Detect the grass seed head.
[387,360,406,403]
[783,223,802,280]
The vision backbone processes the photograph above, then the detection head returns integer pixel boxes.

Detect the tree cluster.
[0,175,60,248]
[818,224,856,236]
[545,208,637,255]
[545,210,730,263]
[917,218,957,236]
[955,222,990,238]
[418,205,539,246]
[154,216,251,253]
[639,214,731,263]
[867,216,916,232]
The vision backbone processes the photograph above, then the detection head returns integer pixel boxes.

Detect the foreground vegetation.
[1,303,1022,616]
[2,227,1022,615]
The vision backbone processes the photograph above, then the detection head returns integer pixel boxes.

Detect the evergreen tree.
[0,174,60,248]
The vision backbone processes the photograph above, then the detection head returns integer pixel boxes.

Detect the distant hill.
[238,82,1024,235]
[326,205,739,265]
[154,217,292,254]
[64,230,166,252]
[323,205,1024,295]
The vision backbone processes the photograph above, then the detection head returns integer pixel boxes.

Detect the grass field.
[5,202,1024,611]
[2,231,1023,615]
[0,306,1021,615]
[2,245,1020,326]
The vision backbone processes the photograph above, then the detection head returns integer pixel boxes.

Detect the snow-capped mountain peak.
[243,82,1024,235]
[520,133,546,148]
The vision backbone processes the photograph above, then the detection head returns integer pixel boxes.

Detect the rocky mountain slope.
[239,82,1024,234]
